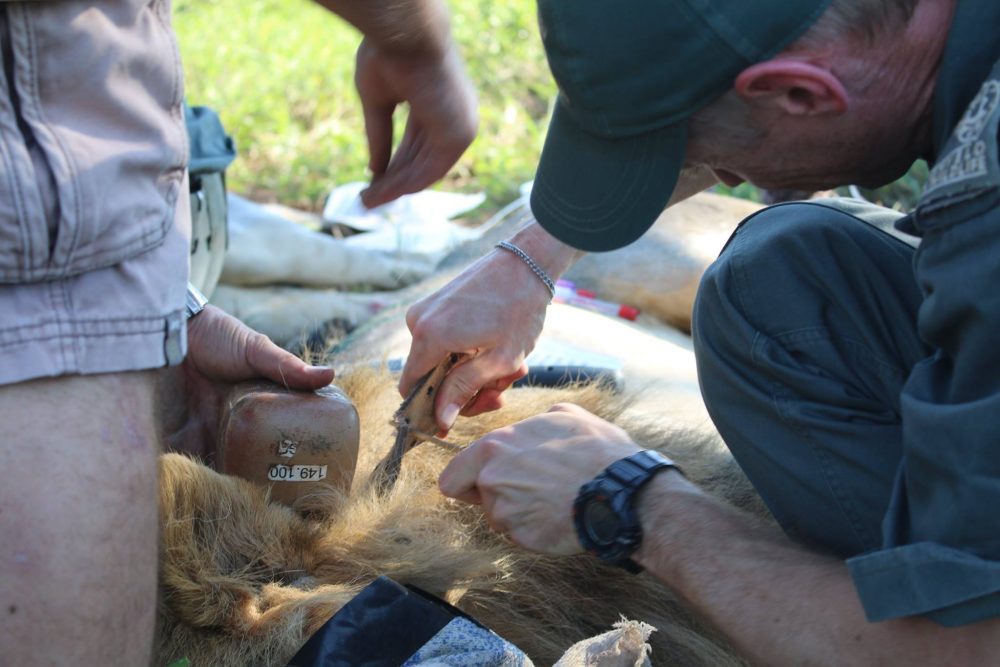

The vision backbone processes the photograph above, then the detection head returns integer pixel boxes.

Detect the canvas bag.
[186,104,236,297]
[286,576,532,667]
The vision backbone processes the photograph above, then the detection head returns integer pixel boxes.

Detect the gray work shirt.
[846,0,1000,626]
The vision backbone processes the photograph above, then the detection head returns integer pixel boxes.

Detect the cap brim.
[530,100,687,253]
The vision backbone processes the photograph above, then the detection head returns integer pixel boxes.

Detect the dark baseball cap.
[530,0,832,252]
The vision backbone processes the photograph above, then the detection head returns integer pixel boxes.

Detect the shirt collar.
[930,0,1000,162]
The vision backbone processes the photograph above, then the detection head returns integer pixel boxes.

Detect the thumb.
[245,333,335,391]
[363,126,424,208]
[434,351,522,432]
[361,102,393,178]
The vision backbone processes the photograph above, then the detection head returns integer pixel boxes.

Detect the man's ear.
[734,58,849,116]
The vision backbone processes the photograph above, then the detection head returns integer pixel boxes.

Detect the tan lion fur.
[157,364,766,667]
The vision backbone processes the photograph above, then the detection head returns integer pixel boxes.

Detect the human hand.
[400,247,551,432]
[438,403,644,555]
[401,222,582,433]
[354,38,477,208]
[161,305,335,457]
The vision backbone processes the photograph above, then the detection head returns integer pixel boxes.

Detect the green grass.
[174,1,927,214]
[174,0,554,212]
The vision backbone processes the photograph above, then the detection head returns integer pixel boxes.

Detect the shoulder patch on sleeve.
[922,61,1000,208]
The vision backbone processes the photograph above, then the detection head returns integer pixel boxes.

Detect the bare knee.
[0,371,160,664]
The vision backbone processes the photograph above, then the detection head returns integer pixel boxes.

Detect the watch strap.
[574,450,679,572]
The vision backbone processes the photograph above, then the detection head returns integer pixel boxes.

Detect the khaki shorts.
[0,0,191,386]
[0,188,190,386]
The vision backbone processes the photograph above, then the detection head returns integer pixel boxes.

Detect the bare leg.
[0,371,159,665]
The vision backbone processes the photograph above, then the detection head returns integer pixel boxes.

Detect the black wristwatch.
[573,450,679,573]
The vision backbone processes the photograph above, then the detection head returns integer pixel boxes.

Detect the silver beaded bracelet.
[496,240,556,299]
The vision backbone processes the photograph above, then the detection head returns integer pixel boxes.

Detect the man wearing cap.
[401,0,1000,661]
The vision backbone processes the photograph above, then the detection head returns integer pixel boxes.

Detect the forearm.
[313,0,451,57]
[636,475,998,666]
[507,219,586,284]
[510,164,717,279]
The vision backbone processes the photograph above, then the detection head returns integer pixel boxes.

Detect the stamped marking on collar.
[277,438,297,458]
[267,464,327,482]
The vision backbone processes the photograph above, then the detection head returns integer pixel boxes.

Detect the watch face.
[583,496,620,545]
